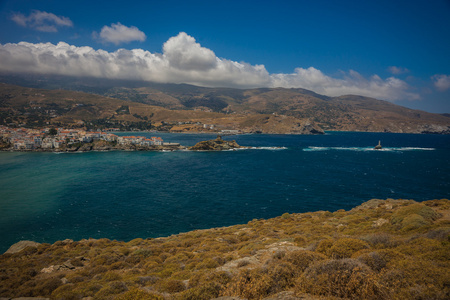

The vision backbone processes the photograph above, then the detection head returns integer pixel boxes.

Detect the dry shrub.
[315,239,334,255]
[132,249,153,258]
[51,282,103,299]
[355,248,406,271]
[265,261,296,293]
[293,235,306,246]
[195,257,220,269]
[134,275,159,286]
[103,271,122,281]
[51,283,81,300]
[362,233,397,248]
[281,212,291,219]
[355,251,387,272]
[222,268,274,299]
[92,253,120,266]
[188,270,231,289]
[297,258,386,299]
[89,265,108,276]
[127,238,145,246]
[317,238,369,258]
[284,250,327,272]
[156,263,183,278]
[396,237,444,256]
[19,277,62,297]
[110,260,130,270]
[179,282,223,300]
[156,278,186,293]
[425,228,450,241]
[94,281,128,299]
[70,256,87,267]
[381,258,450,299]
[401,214,430,231]
[391,203,440,230]
[116,287,164,300]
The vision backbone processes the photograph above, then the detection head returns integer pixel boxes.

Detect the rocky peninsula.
[1,198,449,299]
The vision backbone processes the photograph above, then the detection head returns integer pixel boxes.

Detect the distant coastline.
[0,125,186,152]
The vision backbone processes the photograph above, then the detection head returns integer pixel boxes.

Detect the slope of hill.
[0,83,322,134]
[1,199,449,299]
[1,74,449,134]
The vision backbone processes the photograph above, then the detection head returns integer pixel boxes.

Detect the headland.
[1,198,449,299]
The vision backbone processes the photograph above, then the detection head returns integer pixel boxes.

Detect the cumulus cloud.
[388,66,409,75]
[0,32,419,101]
[11,10,73,32]
[271,68,419,101]
[94,23,146,45]
[163,32,216,71]
[432,74,450,91]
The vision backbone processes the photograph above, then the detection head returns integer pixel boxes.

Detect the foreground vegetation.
[1,199,449,299]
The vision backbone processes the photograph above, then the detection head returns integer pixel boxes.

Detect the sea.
[0,131,449,253]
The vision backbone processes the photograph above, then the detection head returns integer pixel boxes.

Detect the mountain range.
[0,74,449,134]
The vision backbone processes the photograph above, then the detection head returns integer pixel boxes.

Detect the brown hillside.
[1,199,449,299]
[0,83,321,134]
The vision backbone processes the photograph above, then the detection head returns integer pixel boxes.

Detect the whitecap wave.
[303,146,435,152]
[248,146,288,150]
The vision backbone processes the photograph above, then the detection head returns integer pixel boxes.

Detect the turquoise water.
[0,132,449,252]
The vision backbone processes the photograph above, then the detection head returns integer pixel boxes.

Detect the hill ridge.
[1,76,449,134]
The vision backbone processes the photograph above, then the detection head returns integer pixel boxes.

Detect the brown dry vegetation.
[1,199,449,299]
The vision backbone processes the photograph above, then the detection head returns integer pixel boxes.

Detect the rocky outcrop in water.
[189,136,247,151]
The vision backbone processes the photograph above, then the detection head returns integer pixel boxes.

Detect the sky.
[0,0,449,113]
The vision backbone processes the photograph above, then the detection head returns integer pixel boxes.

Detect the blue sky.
[0,0,449,113]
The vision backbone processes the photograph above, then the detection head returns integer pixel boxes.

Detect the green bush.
[401,214,429,231]
[391,203,440,229]
[281,212,290,219]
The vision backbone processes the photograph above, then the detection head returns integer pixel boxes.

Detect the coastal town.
[0,125,172,151]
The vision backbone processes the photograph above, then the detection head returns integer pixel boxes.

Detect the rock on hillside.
[5,240,40,254]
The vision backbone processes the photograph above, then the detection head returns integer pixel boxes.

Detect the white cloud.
[388,66,409,75]
[11,10,73,32]
[163,32,217,71]
[0,32,419,101]
[271,68,419,101]
[95,23,146,45]
[432,74,450,91]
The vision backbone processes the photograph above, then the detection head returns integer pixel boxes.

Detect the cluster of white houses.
[0,126,163,150]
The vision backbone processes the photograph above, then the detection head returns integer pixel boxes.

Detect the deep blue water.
[0,131,449,253]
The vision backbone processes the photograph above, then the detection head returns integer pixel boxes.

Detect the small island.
[188,135,247,151]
